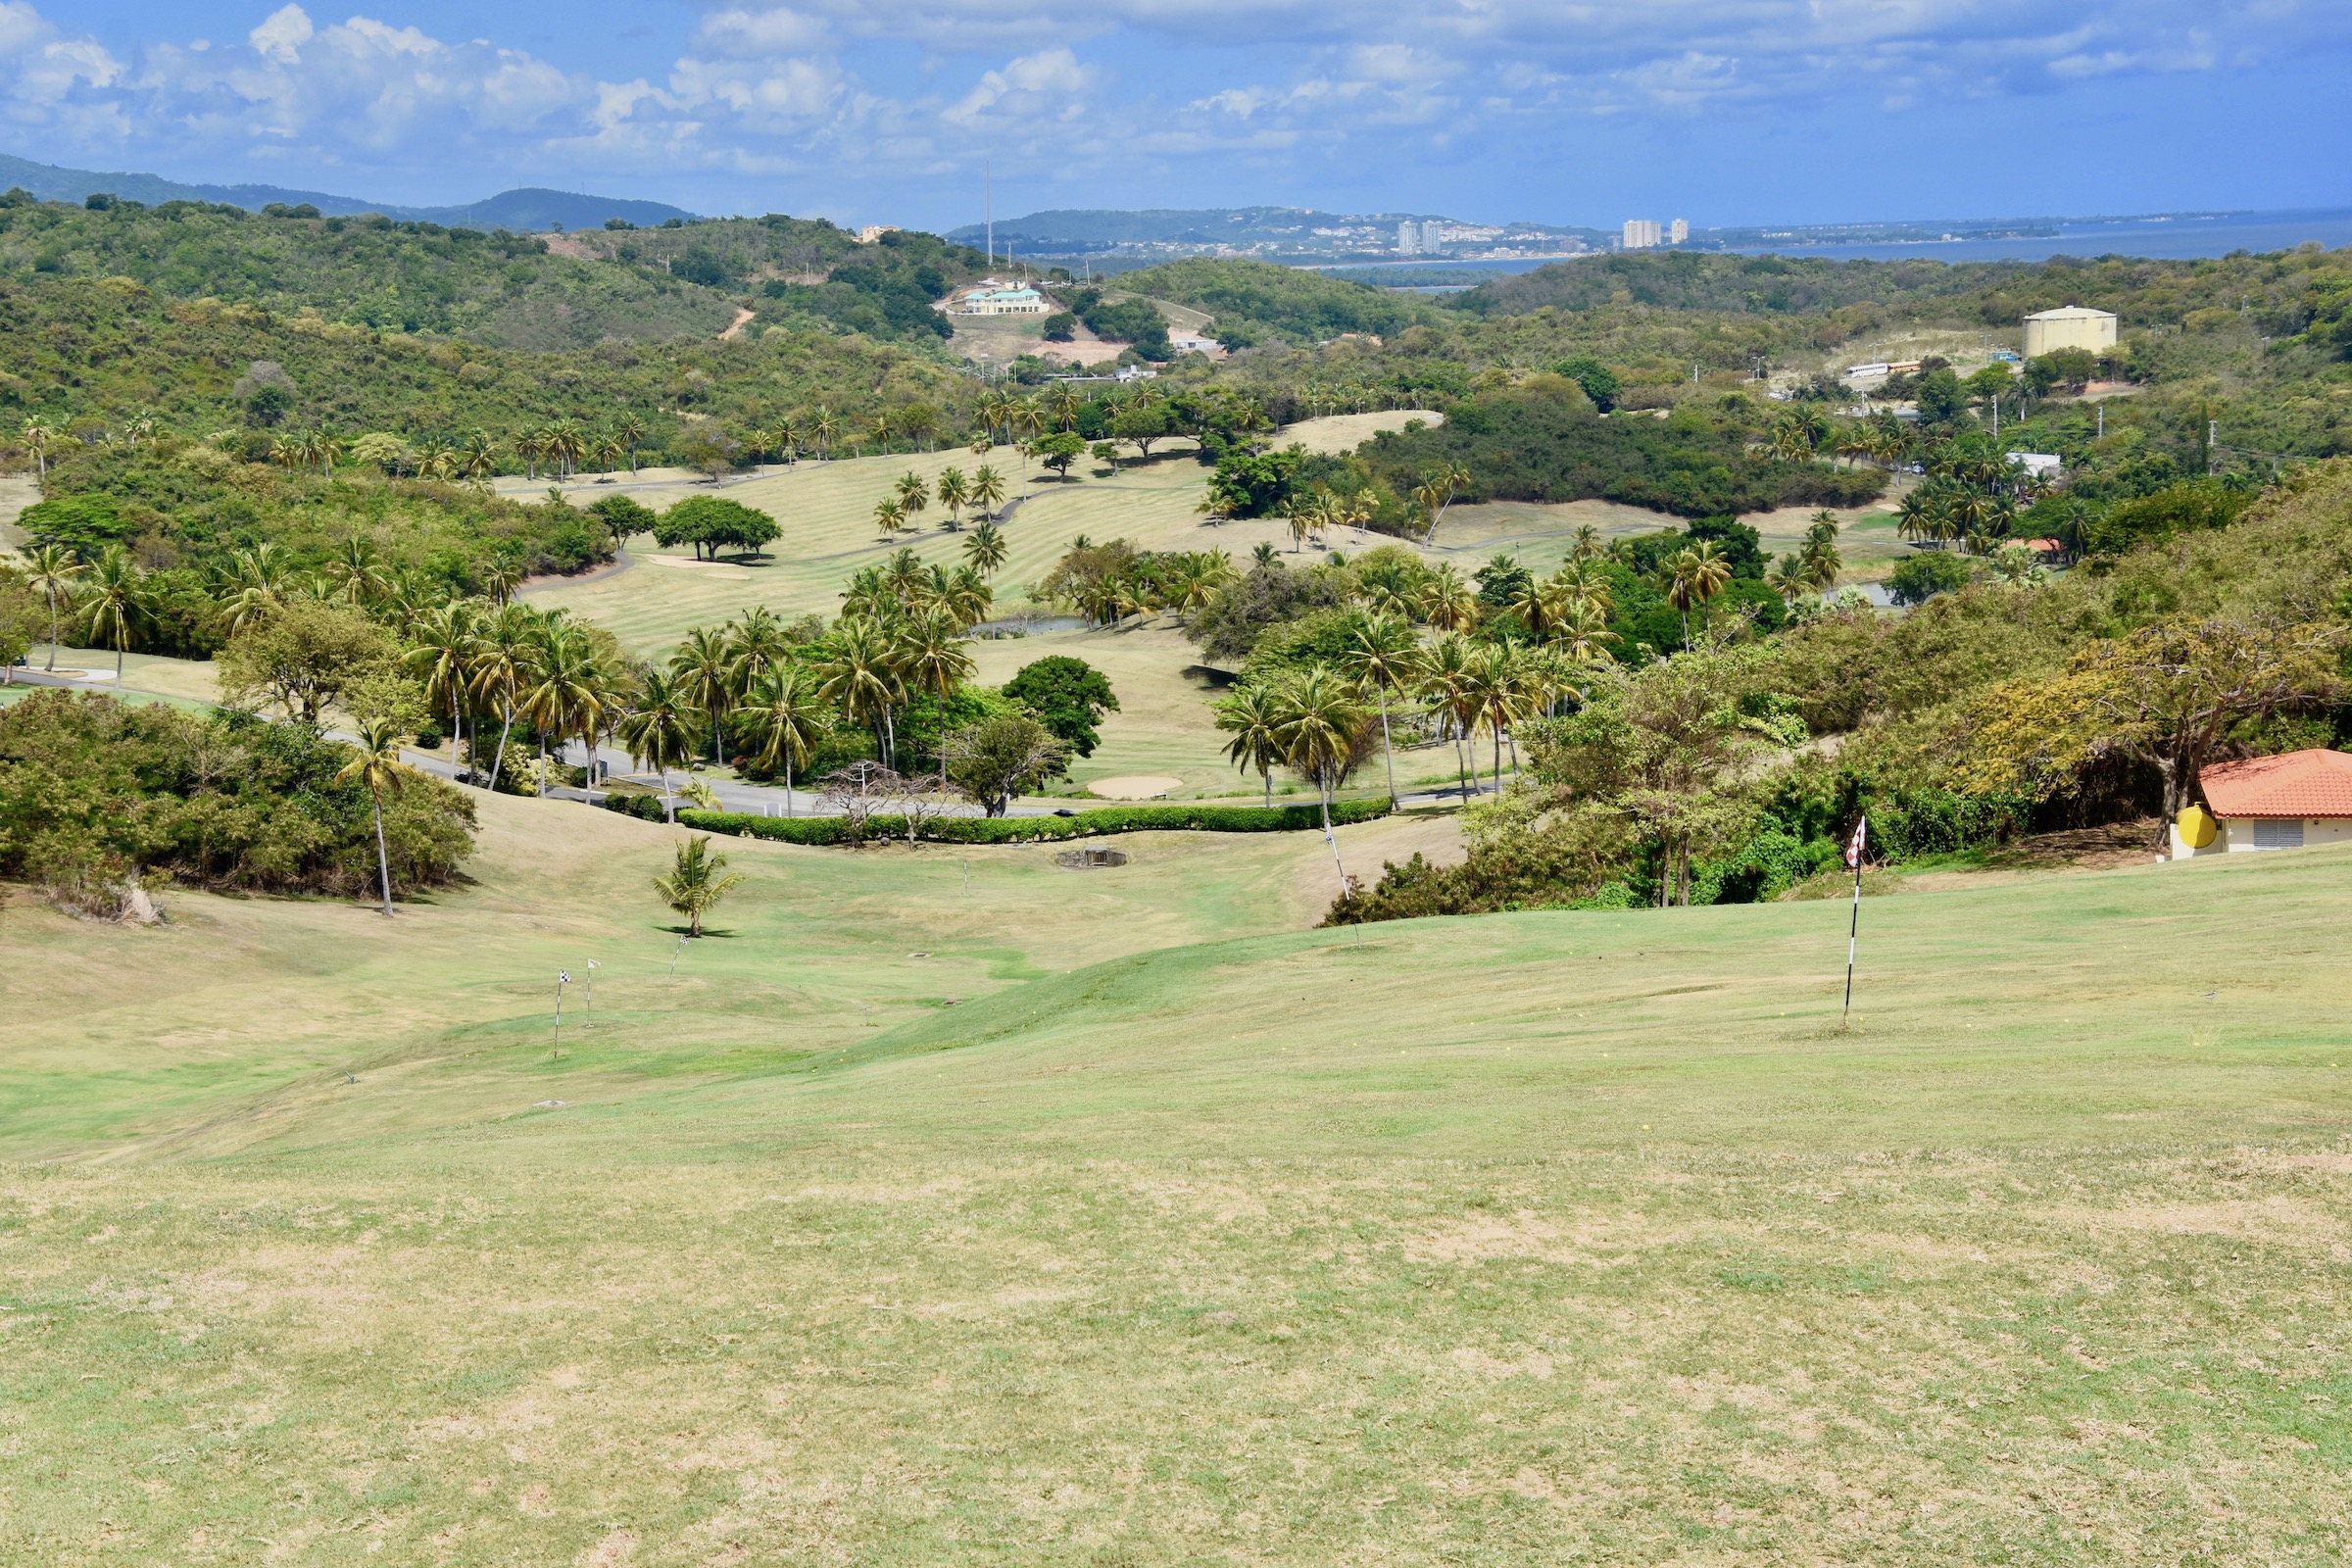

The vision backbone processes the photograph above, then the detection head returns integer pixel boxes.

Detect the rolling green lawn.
[5,793,2352,1564]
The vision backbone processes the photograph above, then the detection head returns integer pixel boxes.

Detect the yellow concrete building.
[2023,305,2118,358]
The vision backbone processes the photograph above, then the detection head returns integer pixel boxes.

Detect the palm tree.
[873,496,906,538]
[1415,563,1480,632]
[1270,665,1367,900]
[1416,630,1482,798]
[1047,383,1084,432]
[940,565,994,629]
[616,668,701,821]
[726,606,793,688]
[669,626,740,767]
[1341,610,1420,807]
[469,604,542,790]
[864,412,893,457]
[898,607,974,790]
[817,616,905,766]
[403,601,481,762]
[333,536,394,608]
[518,622,603,797]
[21,415,57,481]
[1214,683,1285,808]
[1411,462,1471,542]
[616,414,647,474]
[22,544,81,672]
[811,407,840,459]
[969,465,1007,521]
[734,665,827,812]
[936,466,970,529]
[1665,541,1731,650]
[655,836,744,939]
[895,471,930,527]
[78,549,144,683]
[962,521,1009,577]
[459,430,500,481]
[335,717,410,918]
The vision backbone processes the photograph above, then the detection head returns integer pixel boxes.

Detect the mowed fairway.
[6,792,2352,1564]
[526,416,1420,658]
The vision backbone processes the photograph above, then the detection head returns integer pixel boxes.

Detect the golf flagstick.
[1841,816,1867,1029]
[554,971,569,1055]
[584,958,599,1028]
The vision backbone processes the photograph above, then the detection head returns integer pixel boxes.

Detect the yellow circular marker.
[2177,805,2218,850]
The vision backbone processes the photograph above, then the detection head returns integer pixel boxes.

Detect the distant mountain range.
[0,152,695,231]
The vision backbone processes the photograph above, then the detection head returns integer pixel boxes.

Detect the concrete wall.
[2172,815,2352,858]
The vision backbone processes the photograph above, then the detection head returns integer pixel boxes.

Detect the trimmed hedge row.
[676,798,1392,846]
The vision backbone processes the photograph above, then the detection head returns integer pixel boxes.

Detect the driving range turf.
[5,791,2352,1564]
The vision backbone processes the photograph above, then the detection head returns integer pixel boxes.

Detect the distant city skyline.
[15,2,2352,232]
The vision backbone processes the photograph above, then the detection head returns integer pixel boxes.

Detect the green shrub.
[678,798,1391,847]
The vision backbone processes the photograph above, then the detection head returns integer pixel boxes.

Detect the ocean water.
[1333,209,2352,288]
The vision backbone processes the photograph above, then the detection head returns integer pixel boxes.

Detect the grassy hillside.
[4,792,2350,1562]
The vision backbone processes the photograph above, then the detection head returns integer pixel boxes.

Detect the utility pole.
[985,161,992,274]
[2207,416,2219,477]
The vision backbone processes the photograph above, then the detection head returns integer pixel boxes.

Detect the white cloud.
[247,4,313,66]
[944,46,1099,125]
[695,8,830,57]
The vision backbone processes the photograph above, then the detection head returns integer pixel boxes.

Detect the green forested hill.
[0,275,968,455]
[1107,259,1443,347]
[0,195,995,352]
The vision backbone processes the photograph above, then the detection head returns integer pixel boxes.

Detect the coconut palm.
[459,430,500,481]
[1046,383,1084,432]
[616,668,701,821]
[969,465,1008,521]
[21,415,57,480]
[940,565,994,629]
[1415,563,1480,632]
[1269,665,1367,900]
[463,605,538,785]
[871,496,905,538]
[1410,462,1471,542]
[403,601,481,762]
[1340,610,1420,807]
[898,607,974,790]
[895,471,930,526]
[1664,541,1731,650]
[810,407,840,459]
[21,544,82,672]
[726,606,793,688]
[655,836,744,939]
[864,412,893,457]
[817,615,906,765]
[335,717,411,918]
[1416,630,1483,799]
[518,622,603,797]
[1214,683,1285,808]
[77,548,145,683]
[962,520,1009,577]
[936,466,970,529]
[616,414,647,474]
[734,665,828,812]
[669,626,740,767]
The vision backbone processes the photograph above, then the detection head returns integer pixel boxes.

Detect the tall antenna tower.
[985,162,993,271]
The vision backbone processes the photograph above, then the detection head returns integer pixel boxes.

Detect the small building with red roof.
[2172,749,2352,858]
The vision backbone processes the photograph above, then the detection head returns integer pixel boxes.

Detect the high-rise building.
[1622,219,1662,251]
[1419,220,1445,252]
[1396,220,1421,255]
[1669,219,1689,245]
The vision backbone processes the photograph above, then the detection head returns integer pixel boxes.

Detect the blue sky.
[13,1,2352,230]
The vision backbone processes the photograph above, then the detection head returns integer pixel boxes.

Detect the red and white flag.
[1844,817,1868,870]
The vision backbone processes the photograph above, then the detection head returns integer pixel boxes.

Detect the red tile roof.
[2200,749,2352,819]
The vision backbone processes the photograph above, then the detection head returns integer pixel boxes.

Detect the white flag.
[585,959,600,970]
[1844,817,1868,870]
